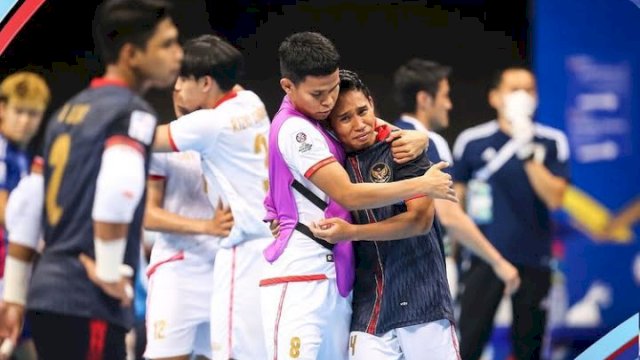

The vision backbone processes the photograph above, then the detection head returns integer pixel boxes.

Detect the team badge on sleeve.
[128,110,157,145]
[370,163,391,183]
[296,132,312,153]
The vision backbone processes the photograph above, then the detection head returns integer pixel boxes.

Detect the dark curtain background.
[0,0,529,147]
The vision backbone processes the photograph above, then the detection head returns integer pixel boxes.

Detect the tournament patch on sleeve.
[295,131,313,153]
[128,110,157,145]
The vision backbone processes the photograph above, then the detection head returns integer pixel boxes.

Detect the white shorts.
[261,276,352,360]
[349,320,460,360]
[210,238,269,360]
[144,255,214,359]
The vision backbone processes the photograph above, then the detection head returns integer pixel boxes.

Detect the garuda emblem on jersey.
[370,162,391,183]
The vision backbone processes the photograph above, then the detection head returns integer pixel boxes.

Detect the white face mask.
[503,89,537,121]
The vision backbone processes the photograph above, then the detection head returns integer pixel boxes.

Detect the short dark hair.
[279,32,340,84]
[338,69,371,99]
[489,65,533,90]
[93,0,173,65]
[180,34,243,91]
[393,58,451,113]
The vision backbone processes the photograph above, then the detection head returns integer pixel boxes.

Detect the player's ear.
[416,90,432,110]
[280,78,294,94]
[368,95,376,112]
[122,43,141,67]
[488,89,501,111]
[200,76,216,93]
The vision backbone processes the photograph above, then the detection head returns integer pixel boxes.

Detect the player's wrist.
[2,257,32,306]
[94,237,127,283]
[349,224,358,241]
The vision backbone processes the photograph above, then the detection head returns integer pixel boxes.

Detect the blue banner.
[534,0,640,358]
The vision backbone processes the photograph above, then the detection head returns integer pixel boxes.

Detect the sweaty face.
[134,18,183,89]
[491,69,537,117]
[285,70,340,121]
[173,76,207,116]
[0,100,44,145]
[428,78,453,131]
[329,90,377,152]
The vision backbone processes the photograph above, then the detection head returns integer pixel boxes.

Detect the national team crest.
[370,162,391,183]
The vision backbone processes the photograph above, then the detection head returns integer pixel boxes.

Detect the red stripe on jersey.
[405,194,426,202]
[148,174,166,181]
[304,156,337,179]
[259,274,328,287]
[105,135,144,155]
[168,125,179,152]
[273,282,289,360]
[451,322,462,360]
[90,77,129,89]
[365,243,384,334]
[213,91,238,109]
[86,319,107,360]
[146,251,185,278]
[228,246,237,358]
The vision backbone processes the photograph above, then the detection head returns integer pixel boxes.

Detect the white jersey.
[169,90,271,247]
[148,151,219,265]
[266,117,338,279]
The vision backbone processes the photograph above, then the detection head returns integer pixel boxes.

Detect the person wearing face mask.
[393,59,520,300]
[451,66,570,360]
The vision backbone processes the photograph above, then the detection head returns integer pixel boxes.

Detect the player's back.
[205,90,269,211]
[170,90,270,245]
[28,79,156,329]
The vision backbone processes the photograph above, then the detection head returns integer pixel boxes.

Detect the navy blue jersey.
[394,116,453,174]
[0,135,30,277]
[27,78,157,329]
[346,127,454,335]
[452,120,570,268]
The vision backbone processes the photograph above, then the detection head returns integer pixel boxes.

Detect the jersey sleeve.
[451,136,473,183]
[148,153,168,179]
[394,150,431,182]
[544,137,571,181]
[168,110,224,153]
[394,150,430,202]
[278,118,336,178]
[106,103,158,155]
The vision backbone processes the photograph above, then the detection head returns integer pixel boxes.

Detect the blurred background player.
[152,34,270,360]
[452,66,570,360]
[392,58,520,298]
[0,0,183,358]
[143,90,233,360]
[0,72,49,359]
[0,72,50,291]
